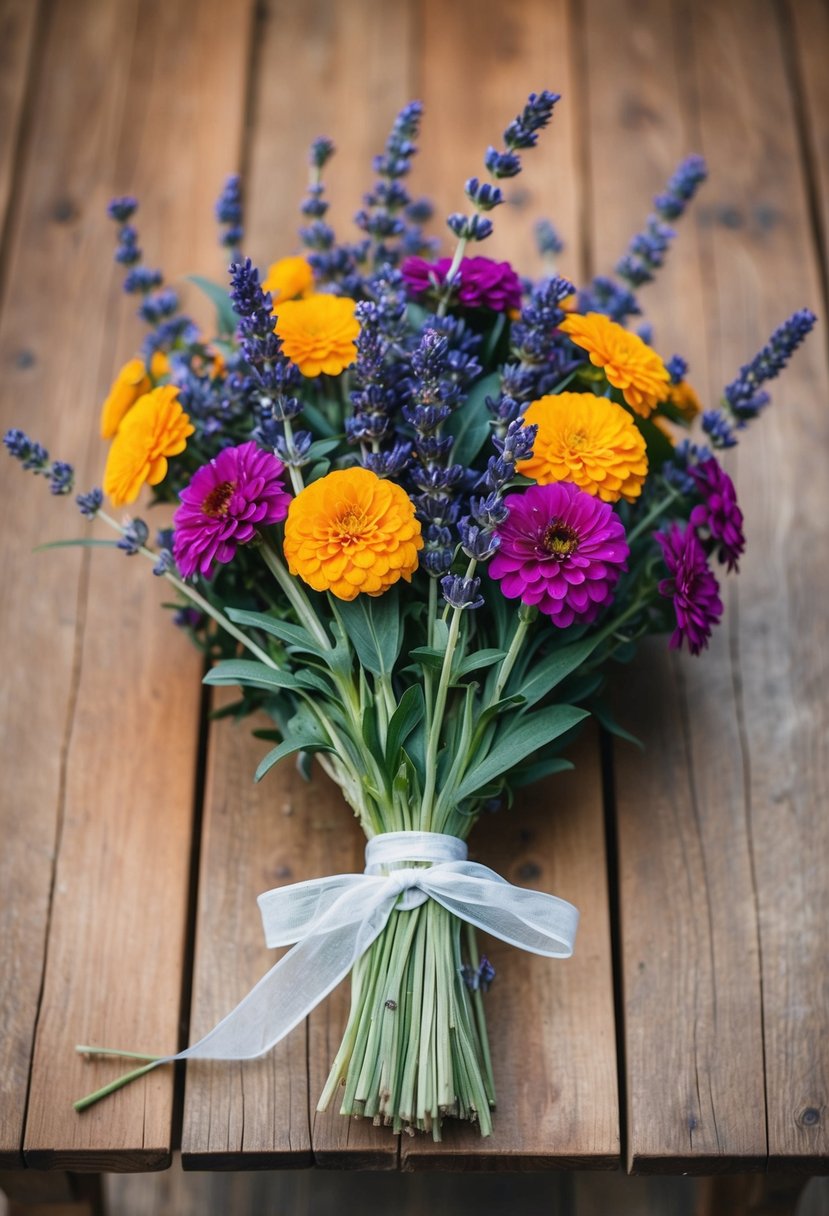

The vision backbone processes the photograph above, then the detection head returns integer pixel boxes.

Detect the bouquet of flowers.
[6,90,815,1140]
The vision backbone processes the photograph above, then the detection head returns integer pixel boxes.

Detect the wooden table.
[1,0,827,1209]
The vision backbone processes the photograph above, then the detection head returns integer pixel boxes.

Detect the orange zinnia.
[262,255,314,305]
[103,385,194,507]
[274,294,360,377]
[99,351,169,439]
[518,392,648,503]
[283,467,422,600]
[559,312,670,417]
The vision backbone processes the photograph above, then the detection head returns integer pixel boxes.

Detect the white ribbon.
[148,830,579,1067]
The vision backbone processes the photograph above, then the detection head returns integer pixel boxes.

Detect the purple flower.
[689,458,745,572]
[655,522,723,655]
[173,441,292,579]
[490,482,629,627]
[401,255,522,312]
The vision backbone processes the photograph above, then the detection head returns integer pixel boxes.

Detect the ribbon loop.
[128,830,578,1070]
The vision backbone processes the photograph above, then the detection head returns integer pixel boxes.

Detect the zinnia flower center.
[335,507,370,546]
[202,480,235,518]
[542,519,579,557]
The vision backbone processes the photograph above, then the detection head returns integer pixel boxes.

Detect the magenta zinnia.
[689,458,745,572]
[401,255,522,312]
[173,441,291,578]
[489,482,629,626]
[655,522,723,655]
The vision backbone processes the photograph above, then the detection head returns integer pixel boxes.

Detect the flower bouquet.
[6,91,815,1140]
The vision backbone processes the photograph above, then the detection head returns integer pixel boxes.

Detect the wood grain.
[178,0,416,1170]
[585,0,829,1174]
[403,0,618,1169]
[583,0,767,1173]
[0,0,40,248]
[687,0,829,1171]
[417,0,582,285]
[244,0,417,271]
[20,0,254,1171]
[0,0,140,1171]
[787,0,829,293]
[402,733,620,1170]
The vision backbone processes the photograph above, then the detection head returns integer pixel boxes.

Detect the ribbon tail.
[423,868,580,958]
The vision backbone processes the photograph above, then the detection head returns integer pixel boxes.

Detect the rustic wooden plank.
[0,0,40,250]
[0,0,39,245]
[584,0,769,1174]
[787,0,829,292]
[403,0,618,1169]
[402,733,619,1170]
[0,0,140,1172]
[686,0,829,1173]
[585,0,829,1174]
[245,0,417,270]
[20,0,254,1171]
[179,0,417,1170]
[414,0,582,286]
[179,699,312,1170]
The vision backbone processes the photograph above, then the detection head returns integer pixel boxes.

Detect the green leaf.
[187,275,237,336]
[591,701,644,750]
[299,399,338,438]
[454,704,589,802]
[453,648,506,679]
[385,686,425,771]
[445,371,500,468]
[509,637,602,710]
[305,437,343,460]
[334,589,402,677]
[432,616,450,653]
[255,735,333,781]
[406,646,445,672]
[254,704,334,781]
[203,659,301,693]
[34,538,121,552]
[510,757,575,788]
[225,608,326,657]
[306,459,331,483]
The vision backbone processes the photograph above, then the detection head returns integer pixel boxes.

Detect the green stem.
[96,511,276,668]
[490,610,533,706]
[259,540,330,649]
[436,237,468,318]
[281,418,307,496]
[626,486,680,547]
[420,606,463,829]
[74,1059,162,1112]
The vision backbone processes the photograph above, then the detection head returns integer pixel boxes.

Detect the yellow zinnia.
[518,392,648,503]
[99,351,170,439]
[262,255,314,305]
[283,467,422,600]
[274,294,360,377]
[103,385,194,507]
[559,312,670,417]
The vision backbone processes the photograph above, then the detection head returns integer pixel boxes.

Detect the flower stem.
[74,1059,162,1112]
[626,485,680,546]
[281,417,307,496]
[436,237,467,318]
[259,540,330,649]
[420,605,464,829]
[96,510,276,667]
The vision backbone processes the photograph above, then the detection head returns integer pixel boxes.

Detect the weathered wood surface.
[0,0,253,1174]
[0,0,827,1187]
[586,0,829,1175]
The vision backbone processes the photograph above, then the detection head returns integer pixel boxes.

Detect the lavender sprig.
[702,309,817,447]
[215,174,243,262]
